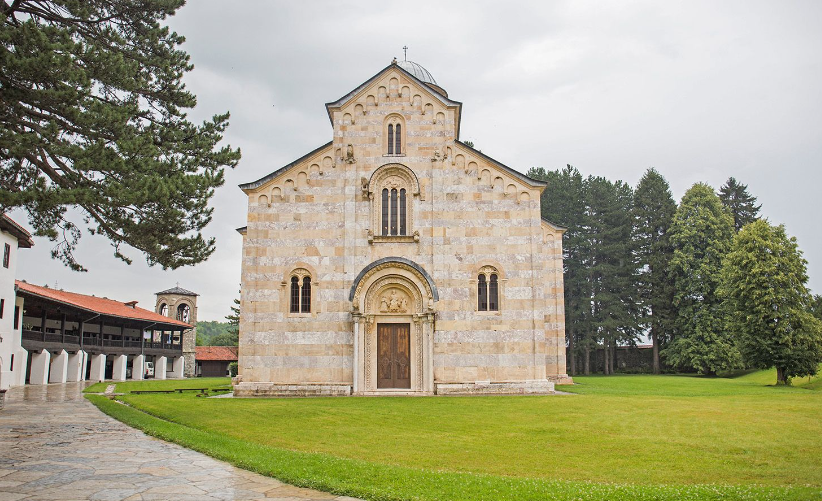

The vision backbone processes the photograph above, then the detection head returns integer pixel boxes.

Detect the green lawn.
[87,371,822,501]
[84,377,229,393]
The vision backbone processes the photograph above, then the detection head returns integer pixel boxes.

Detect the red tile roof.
[195,346,238,361]
[15,280,192,328]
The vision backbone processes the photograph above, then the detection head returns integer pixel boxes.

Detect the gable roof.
[15,280,191,328]
[239,141,332,192]
[454,140,548,190]
[0,214,34,248]
[325,62,464,139]
[156,286,198,297]
[195,346,238,361]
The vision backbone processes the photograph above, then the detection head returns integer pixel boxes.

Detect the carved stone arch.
[382,114,406,155]
[350,257,438,312]
[367,164,420,239]
[364,276,424,316]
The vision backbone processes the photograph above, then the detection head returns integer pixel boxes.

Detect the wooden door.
[377,323,411,389]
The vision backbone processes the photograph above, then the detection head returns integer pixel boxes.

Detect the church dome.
[397,60,437,85]
[395,59,447,97]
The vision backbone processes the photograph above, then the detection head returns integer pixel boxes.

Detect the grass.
[83,377,229,393]
[86,372,822,501]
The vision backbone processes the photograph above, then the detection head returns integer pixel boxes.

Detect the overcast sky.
[12,0,822,321]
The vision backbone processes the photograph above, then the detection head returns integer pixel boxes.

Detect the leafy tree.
[719,220,822,384]
[0,0,241,271]
[811,295,822,322]
[632,168,677,373]
[718,177,760,232]
[666,183,740,374]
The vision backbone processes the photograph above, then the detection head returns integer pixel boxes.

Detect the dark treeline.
[527,166,822,383]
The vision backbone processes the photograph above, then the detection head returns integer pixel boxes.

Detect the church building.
[235,59,570,396]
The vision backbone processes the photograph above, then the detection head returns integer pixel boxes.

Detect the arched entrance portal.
[350,258,436,395]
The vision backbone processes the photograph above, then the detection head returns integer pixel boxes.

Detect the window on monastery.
[384,116,405,156]
[3,243,9,268]
[381,188,407,236]
[159,303,168,317]
[477,269,500,312]
[289,271,312,314]
[290,277,300,313]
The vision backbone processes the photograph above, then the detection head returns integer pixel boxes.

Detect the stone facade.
[155,287,197,377]
[236,60,570,397]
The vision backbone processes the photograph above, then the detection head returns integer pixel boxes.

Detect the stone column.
[111,354,127,381]
[48,350,69,384]
[66,351,85,382]
[131,355,145,380]
[89,354,106,381]
[29,350,51,385]
[155,356,167,380]
[352,314,361,394]
[424,314,435,393]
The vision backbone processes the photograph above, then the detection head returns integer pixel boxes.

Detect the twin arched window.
[387,124,402,155]
[385,116,404,156]
[381,187,407,235]
[477,271,499,312]
[290,275,311,313]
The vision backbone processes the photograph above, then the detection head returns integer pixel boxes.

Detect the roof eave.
[454,140,548,190]
[14,285,192,329]
[238,141,333,192]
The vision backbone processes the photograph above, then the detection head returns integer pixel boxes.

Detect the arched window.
[158,303,168,317]
[176,303,190,323]
[289,271,312,314]
[477,268,500,312]
[381,187,407,236]
[290,276,300,313]
[369,164,417,241]
[301,277,311,313]
[489,274,499,311]
[384,115,405,156]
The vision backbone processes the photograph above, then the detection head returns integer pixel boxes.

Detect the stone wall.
[237,64,568,395]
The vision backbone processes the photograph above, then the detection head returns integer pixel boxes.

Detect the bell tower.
[155,285,198,377]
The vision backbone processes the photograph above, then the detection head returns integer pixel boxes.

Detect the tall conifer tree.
[1,0,241,271]
[584,176,639,375]
[666,183,740,374]
[718,177,761,232]
[632,168,676,373]
[528,165,588,375]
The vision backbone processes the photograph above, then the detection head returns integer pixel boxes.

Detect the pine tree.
[632,168,677,373]
[0,1,241,271]
[666,183,740,374]
[528,165,589,375]
[718,177,761,232]
[584,176,639,375]
[719,220,822,384]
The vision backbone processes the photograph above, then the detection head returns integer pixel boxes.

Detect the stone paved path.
[0,383,364,501]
